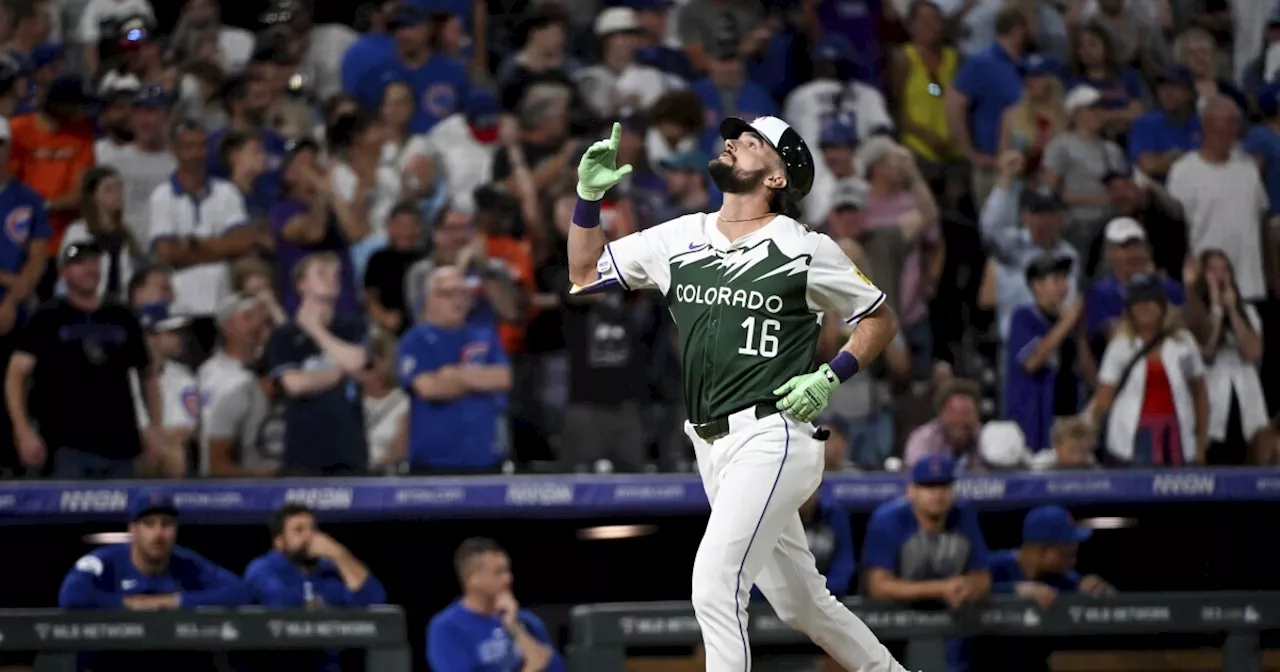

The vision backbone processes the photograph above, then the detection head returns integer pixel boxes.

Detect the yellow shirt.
[900,45,961,163]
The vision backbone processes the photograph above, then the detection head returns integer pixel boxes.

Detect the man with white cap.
[567,117,905,671]
[1084,216,1185,361]
[573,7,680,120]
[1042,84,1126,274]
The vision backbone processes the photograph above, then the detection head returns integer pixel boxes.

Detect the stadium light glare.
[576,524,657,541]
[84,532,132,545]
[1079,517,1135,530]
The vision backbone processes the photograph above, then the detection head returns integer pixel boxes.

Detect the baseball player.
[566,118,907,672]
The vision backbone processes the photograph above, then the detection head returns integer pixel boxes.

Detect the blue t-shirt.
[1243,123,1280,216]
[691,78,779,157]
[342,33,396,97]
[398,321,509,469]
[1005,304,1088,451]
[952,44,1023,156]
[244,550,387,607]
[359,54,470,133]
[268,198,362,319]
[864,497,990,672]
[1127,111,1201,168]
[1066,68,1145,110]
[988,549,1082,594]
[206,126,287,213]
[58,543,248,609]
[427,600,565,672]
[863,497,991,580]
[0,179,51,311]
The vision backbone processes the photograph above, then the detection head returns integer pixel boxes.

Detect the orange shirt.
[486,235,535,354]
[7,115,95,250]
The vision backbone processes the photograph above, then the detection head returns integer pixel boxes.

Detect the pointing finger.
[609,121,622,148]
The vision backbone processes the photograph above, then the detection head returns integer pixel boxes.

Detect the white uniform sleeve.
[148,186,176,246]
[216,184,248,233]
[572,216,683,295]
[806,234,887,323]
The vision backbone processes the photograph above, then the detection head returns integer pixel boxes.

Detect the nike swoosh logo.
[689,243,706,250]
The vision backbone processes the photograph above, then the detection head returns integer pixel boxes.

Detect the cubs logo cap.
[129,490,178,521]
[720,116,816,198]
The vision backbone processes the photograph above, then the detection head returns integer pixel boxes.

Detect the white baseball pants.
[685,407,908,672]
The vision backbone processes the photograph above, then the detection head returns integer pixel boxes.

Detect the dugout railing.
[568,592,1280,672]
[0,605,411,672]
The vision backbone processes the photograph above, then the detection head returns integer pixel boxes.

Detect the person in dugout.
[243,502,387,607]
[976,505,1115,670]
[861,454,992,672]
[244,502,387,672]
[427,537,564,672]
[57,491,248,672]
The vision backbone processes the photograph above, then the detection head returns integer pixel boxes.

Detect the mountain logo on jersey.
[669,239,812,284]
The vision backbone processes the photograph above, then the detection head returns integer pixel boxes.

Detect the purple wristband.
[572,198,602,229]
[828,352,860,382]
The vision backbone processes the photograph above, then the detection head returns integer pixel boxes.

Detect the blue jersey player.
[58,492,248,609]
[427,538,563,672]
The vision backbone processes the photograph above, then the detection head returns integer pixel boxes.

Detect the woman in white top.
[59,166,141,302]
[378,80,434,200]
[1088,274,1209,466]
[1183,249,1267,464]
[363,328,409,474]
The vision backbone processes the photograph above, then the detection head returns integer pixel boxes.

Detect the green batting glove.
[576,122,634,201]
[773,364,839,423]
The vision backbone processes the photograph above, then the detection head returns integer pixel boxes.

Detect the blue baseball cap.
[820,120,857,148]
[660,148,710,172]
[462,87,500,127]
[137,303,192,333]
[616,0,674,10]
[910,454,955,486]
[32,42,64,69]
[1022,505,1091,545]
[129,491,178,521]
[1155,66,1193,88]
[1020,53,1061,78]
[133,84,173,109]
[812,35,855,65]
[388,3,428,29]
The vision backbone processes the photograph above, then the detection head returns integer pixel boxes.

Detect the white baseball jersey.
[578,213,885,424]
[131,361,199,430]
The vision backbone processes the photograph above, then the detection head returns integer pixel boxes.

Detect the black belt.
[692,403,780,442]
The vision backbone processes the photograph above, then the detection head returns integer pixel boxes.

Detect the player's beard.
[707,160,765,194]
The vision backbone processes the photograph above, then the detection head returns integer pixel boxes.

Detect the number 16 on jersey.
[738,316,781,358]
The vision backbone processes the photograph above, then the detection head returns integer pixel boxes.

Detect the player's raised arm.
[567,122,633,289]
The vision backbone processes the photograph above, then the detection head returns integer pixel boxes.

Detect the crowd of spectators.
[0,0,1277,480]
